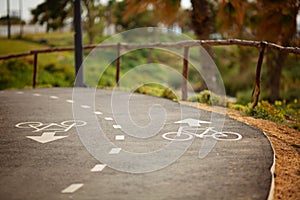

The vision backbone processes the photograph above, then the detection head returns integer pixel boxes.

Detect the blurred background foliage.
[0,0,299,128]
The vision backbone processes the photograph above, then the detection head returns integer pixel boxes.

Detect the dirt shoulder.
[181,102,300,200]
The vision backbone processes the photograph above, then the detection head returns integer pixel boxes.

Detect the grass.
[0,38,47,55]
[0,34,75,89]
[21,32,74,47]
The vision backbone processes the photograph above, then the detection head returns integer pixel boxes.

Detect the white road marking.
[61,183,83,193]
[50,96,59,99]
[81,105,90,109]
[16,91,24,94]
[104,117,113,121]
[94,111,102,115]
[26,132,68,144]
[90,164,106,172]
[113,125,122,129]
[115,135,125,140]
[109,148,121,154]
[33,93,41,96]
[174,118,211,127]
[66,99,74,103]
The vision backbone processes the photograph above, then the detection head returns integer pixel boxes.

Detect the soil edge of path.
[181,101,300,200]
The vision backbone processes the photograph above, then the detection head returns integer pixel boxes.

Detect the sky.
[0,0,192,22]
[0,0,44,22]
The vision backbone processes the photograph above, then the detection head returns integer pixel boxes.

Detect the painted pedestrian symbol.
[15,120,87,143]
[162,118,242,141]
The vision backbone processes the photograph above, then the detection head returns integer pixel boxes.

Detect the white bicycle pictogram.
[15,120,87,133]
[162,126,242,141]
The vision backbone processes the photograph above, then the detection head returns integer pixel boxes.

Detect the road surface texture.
[0,88,274,200]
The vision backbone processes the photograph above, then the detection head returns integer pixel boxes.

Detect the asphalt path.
[0,88,274,200]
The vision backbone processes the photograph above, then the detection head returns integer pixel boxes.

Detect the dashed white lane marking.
[94,111,102,115]
[81,105,90,109]
[104,117,113,121]
[90,164,106,172]
[16,91,24,94]
[115,135,125,140]
[66,99,74,103]
[113,125,122,129]
[109,148,122,154]
[50,96,59,99]
[33,93,41,96]
[61,183,84,193]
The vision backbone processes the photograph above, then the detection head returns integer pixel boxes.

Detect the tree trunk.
[190,0,212,39]
[46,22,50,33]
[190,0,217,93]
[266,49,287,101]
[83,0,95,44]
[190,0,214,57]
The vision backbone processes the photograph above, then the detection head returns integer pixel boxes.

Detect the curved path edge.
[181,101,276,200]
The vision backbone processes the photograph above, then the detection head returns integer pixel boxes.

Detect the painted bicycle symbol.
[162,126,242,141]
[15,120,87,143]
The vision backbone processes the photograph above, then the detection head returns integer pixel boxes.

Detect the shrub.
[246,101,285,123]
[39,63,74,87]
[188,90,225,106]
[134,85,163,97]
[161,88,178,101]
[228,103,247,112]
[0,59,33,89]
[134,85,178,101]
[229,100,300,131]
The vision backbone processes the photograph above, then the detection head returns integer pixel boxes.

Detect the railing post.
[116,43,121,87]
[182,46,189,101]
[252,42,266,108]
[33,53,38,88]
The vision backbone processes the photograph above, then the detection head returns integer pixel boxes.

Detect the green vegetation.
[0,32,299,130]
[0,32,109,90]
[227,100,300,131]
[0,38,46,55]
[134,84,178,101]
[0,58,74,89]
[0,35,75,89]
[0,60,33,89]
[1,34,298,101]
[21,32,75,47]
[187,90,299,131]
[23,0,298,102]
[188,90,225,106]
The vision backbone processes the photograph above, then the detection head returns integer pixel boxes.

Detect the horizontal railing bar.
[0,39,299,61]
[0,52,32,60]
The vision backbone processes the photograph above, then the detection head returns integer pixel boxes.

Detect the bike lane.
[0,88,274,200]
